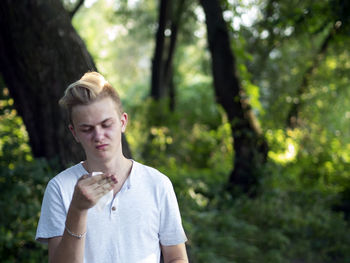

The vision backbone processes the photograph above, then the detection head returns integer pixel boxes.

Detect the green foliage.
[127,87,233,172]
[265,128,350,194]
[0,159,58,263]
[0,84,57,261]
[0,88,32,168]
[165,167,350,263]
[73,0,155,100]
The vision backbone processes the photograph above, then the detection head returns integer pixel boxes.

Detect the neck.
[83,155,132,180]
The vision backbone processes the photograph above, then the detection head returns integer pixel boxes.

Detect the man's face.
[69,97,127,162]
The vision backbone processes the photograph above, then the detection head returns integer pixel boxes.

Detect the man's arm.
[48,206,87,263]
[48,173,117,263]
[161,243,188,263]
[48,236,62,260]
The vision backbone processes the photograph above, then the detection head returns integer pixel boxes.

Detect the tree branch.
[70,0,85,18]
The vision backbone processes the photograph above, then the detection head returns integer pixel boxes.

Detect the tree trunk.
[0,0,131,167]
[163,0,186,111]
[200,0,268,195]
[151,0,185,111]
[151,0,170,100]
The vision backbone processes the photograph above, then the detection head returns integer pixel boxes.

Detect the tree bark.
[151,0,170,100]
[200,0,268,195]
[163,0,186,110]
[0,0,131,167]
[151,0,185,111]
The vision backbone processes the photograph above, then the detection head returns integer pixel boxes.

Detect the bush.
[0,159,58,262]
[165,167,350,263]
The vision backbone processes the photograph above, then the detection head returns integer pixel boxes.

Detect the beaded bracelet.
[65,224,86,239]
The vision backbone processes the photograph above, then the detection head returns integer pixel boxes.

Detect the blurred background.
[0,0,350,262]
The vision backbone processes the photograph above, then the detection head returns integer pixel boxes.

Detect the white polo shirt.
[36,160,187,263]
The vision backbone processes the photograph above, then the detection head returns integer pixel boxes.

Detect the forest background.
[0,0,350,262]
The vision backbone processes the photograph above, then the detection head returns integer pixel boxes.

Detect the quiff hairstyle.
[59,72,123,124]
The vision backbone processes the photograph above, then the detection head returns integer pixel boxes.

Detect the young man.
[36,72,188,263]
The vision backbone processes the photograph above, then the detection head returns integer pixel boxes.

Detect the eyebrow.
[78,118,113,128]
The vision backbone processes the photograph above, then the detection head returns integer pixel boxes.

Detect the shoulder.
[132,161,172,187]
[46,162,86,193]
[131,161,178,209]
[54,162,86,182]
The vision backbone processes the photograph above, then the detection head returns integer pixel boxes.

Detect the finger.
[81,173,117,188]
[96,177,112,186]
[93,177,116,191]
[82,173,106,186]
[97,173,118,185]
[106,174,118,184]
[95,183,114,198]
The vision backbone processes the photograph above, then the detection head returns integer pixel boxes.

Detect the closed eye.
[102,120,114,128]
[80,127,93,133]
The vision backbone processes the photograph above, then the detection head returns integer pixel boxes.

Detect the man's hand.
[70,173,117,211]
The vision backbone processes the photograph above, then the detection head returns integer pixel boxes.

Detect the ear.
[120,112,128,133]
[69,124,80,143]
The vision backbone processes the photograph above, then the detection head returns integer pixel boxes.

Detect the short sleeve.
[159,177,187,246]
[35,179,67,243]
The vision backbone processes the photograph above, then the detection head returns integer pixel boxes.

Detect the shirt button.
[111,206,116,211]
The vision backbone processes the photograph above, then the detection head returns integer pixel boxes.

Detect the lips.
[96,144,108,150]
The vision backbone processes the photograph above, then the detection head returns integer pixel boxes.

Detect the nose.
[93,126,104,142]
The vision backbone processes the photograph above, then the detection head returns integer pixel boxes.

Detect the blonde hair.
[59,72,123,123]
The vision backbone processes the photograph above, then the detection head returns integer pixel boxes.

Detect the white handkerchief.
[92,172,113,211]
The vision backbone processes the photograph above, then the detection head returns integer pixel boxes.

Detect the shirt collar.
[125,159,136,189]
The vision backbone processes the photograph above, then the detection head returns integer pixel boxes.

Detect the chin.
[98,153,115,161]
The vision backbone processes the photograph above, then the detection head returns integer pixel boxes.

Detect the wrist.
[65,224,87,239]
[67,203,88,226]
[69,201,89,214]
[65,204,88,240]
